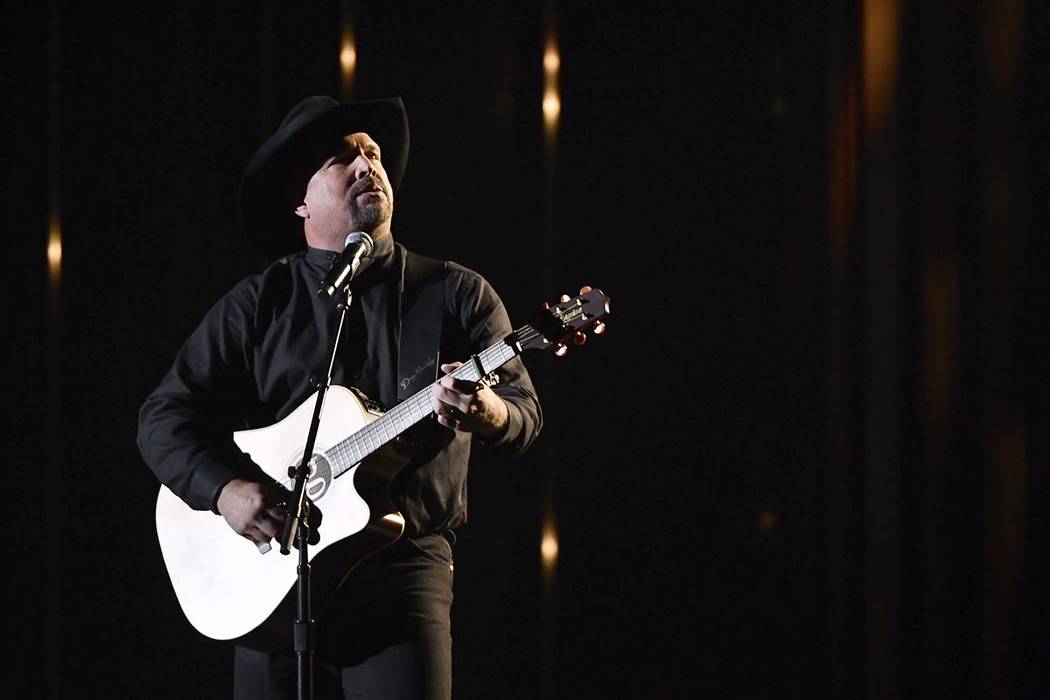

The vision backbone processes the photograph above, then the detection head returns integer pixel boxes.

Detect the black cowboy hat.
[238,95,409,260]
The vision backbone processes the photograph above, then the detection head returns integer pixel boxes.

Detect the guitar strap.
[394,244,447,404]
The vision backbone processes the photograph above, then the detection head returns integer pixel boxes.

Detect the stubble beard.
[347,196,392,234]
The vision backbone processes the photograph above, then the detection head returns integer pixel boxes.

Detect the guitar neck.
[326,325,537,479]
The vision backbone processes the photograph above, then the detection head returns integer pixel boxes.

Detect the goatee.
[347,199,391,232]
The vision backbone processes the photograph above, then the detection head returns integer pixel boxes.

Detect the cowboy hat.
[238,95,409,260]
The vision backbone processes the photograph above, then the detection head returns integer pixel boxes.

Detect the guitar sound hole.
[282,454,333,502]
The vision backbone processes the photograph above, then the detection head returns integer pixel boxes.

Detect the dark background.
[5,1,1049,698]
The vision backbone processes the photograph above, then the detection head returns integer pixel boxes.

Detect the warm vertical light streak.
[543,37,560,136]
[539,11,560,699]
[340,34,356,99]
[863,0,899,133]
[541,520,559,573]
[339,3,355,100]
[861,3,902,695]
[978,6,1025,696]
[340,40,356,76]
[46,0,63,695]
[542,92,561,127]
[48,212,62,283]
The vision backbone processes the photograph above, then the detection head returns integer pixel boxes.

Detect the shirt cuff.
[185,455,245,514]
[479,399,522,450]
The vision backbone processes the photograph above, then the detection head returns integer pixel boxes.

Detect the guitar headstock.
[517,286,611,355]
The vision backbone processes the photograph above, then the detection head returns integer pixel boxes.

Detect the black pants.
[233,533,454,700]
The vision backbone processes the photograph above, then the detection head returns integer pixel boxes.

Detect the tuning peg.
[593,321,606,335]
[573,331,587,346]
[560,294,571,303]
[554,343,569,357]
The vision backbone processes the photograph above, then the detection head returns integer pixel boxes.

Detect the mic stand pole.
[279,283,354,700]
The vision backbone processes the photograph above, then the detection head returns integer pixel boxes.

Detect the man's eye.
[369,152,381,161]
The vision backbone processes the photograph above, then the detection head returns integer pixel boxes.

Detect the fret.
[324,330,529,480]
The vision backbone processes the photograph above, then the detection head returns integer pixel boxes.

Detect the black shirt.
[137,236,542,536]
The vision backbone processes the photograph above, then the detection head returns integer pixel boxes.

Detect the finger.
[438,363,478,393]
[448,376,484,394]
[260,514,284,539]
[434,405,460,430]
[432,392,464,417]
[432,386,470,413]
[579,285,592,294]
[254,517,279,541]
[435,384,477,406]
[243,526,271,546]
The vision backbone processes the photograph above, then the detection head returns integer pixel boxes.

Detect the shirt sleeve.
[448,266,542,456]
[137,281,258,512]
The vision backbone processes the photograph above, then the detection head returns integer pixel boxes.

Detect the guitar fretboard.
[326,324,541,478]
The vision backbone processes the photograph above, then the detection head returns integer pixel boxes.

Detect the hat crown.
[278,95,339,131]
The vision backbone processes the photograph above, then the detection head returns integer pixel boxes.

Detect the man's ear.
[294,203,309,219]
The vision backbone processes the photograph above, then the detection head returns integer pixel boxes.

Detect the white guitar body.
[155,386,407,646]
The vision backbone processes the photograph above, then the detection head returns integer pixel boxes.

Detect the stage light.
[541,523,559,570]
[543,92,561,130]
[47,213,62,280]
[340,41,356,76]
[543,37,560,136]
[544,45,560,74]
[339,16,356,100]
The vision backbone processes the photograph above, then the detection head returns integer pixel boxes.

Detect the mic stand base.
[294,519,313,700]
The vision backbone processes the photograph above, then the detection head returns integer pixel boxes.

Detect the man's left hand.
[432,362,508,438]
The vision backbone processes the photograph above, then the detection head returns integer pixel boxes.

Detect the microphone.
[317,232,374,297]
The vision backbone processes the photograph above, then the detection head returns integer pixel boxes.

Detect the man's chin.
[348,203,392,232]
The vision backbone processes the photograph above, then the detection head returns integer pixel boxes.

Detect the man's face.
[299,131,394,246]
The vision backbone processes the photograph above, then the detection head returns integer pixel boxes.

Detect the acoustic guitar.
[154,287,610,646]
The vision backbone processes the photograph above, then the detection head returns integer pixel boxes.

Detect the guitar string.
[325,327,544,478]
[326,325,546,474]
[331,340,518,465]
[325,311,596,475]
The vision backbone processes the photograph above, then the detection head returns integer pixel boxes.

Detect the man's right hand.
[216,478,286,546]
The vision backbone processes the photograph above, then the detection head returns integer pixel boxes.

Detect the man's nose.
[352,152,377,181]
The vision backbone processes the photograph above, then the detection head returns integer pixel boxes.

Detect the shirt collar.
[303,233,396,288]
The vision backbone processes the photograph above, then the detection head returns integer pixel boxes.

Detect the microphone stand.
[279,283,354,700]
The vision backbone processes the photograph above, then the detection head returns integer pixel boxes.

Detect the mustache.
[349,177,388,199]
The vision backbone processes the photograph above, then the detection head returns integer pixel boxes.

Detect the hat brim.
[238,97,409,260]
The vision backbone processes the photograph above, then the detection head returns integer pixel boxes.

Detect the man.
[137,96,542,699]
